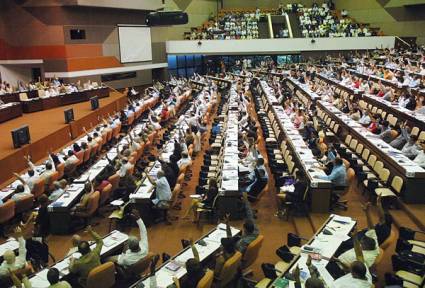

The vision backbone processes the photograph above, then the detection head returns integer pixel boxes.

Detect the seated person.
[278,170,308,203]
[317,157,347,188]
[64,150,79,172]
[71,181,94,214]
[11,173,32,201]
[68,226,103,287]
[48,179,67,201]
[332,261,372,288]
[109,211,149,268]
[173,240,205,288]
[0,227,30,280]
[183,178,219,222]
[177,152,191,170]
[414,140,425,168]
[236,193,259,254]
[214,237,237,277]
[148,170,172,209]
[45,268,72,288]
[401,135,420,159]
[337,225,380,268]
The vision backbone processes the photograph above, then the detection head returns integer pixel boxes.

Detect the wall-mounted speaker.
[146,11,188,26]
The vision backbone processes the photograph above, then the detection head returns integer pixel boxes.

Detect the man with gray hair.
[116,210,149,267]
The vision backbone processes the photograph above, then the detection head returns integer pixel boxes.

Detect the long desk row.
[316,99,425,203]
[130,89,195,203]
[259,80,332,212]
[287,75,425,203]
[270,214,356,287]
[0,87,109,115]
[21,87,110,113]
[316,72,425,132]
[131,223,240,287]
[0,102,23,123]
[219,84,239,194]
[347,67,425,98]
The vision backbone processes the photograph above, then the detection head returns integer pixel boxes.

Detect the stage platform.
[0,91,127,185]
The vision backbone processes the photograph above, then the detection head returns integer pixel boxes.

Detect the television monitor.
[64,108,74,124]
[90,96,99,110]
[11,125,30,149]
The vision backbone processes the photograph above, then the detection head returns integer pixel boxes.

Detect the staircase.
[258,15,271,39]
[288,12,302,38]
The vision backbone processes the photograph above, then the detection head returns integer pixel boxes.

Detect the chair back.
[125,252,155,278]
[100,184,113,206]
[47,171,60,191]
[88,191,100,215]
[82,147,92,163]
[56,162,65,179]
[15,194,34,214]
[75,150,84,166]
[242,235,264,269]
[108,174,120,192]
[346,168,356,184]
[32,178,45,198]
[19,93,28,101]
[391,176,403,194]
[86,261,116,288]
[217,251,242,287]
[0,200,15,224]
[197,269,214,288]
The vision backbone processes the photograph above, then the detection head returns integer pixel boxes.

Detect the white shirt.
[119,162,133,177]
[152,176,172,205]
[332,268,372,288]
[117,219,149,267]
[65,155,79,167]
[177,157,191,169]
[414,150,425,168]
[338,229,380,268]
[0,237,27,277]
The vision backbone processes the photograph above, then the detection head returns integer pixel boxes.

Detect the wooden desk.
[41,96,62,110]
[21,99,43,113]
[0,92,20,104]
[0,102,23,123]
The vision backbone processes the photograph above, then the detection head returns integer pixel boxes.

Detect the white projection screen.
[118,25,152,63]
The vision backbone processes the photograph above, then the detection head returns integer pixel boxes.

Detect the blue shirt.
[319,164,347,186]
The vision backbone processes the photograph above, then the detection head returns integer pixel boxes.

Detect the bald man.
[66,234,82,256]
[0,227,28,279]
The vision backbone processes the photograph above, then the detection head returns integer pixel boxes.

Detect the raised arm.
[24,155,37,172]
[189,238,200,262]
[135,211,148,256]
[363,202,374,229]
[88,226,103,255]
[48,153,56,172]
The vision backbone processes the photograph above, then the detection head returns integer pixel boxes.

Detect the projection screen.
[118,25,152,63]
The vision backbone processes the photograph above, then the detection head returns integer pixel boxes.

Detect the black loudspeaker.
[64,108,74,124]
[11,125,30,149]
[145,11,188,26]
